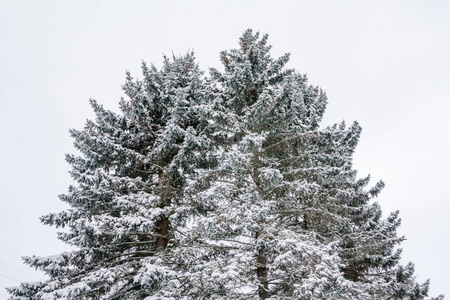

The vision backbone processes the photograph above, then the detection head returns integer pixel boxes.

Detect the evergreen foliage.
[7,30,443,300]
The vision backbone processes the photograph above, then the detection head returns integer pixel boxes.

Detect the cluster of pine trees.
[7,30,443,299]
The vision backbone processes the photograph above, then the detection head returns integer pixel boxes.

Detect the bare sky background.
[1,0,449,298]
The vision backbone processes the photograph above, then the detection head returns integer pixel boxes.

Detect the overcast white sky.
[1,0,449,298]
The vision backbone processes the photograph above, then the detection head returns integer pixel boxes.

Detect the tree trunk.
[155,171,172,251]
[257,254,269,299]
[156,217,169,250]
[253,152,269,299]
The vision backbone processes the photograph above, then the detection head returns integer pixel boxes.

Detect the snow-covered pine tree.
[162,30,444,299]
[7,53,216,299]
[8,30,443,300]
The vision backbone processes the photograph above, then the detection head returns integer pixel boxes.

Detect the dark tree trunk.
[257,254,269,299]
[155,172,172,251]
[252,153,269,299]
[156,217,170,250]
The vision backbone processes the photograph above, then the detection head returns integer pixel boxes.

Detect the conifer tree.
[7,53,215,299]
[8,30,443,300]
[160,30,443,299]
